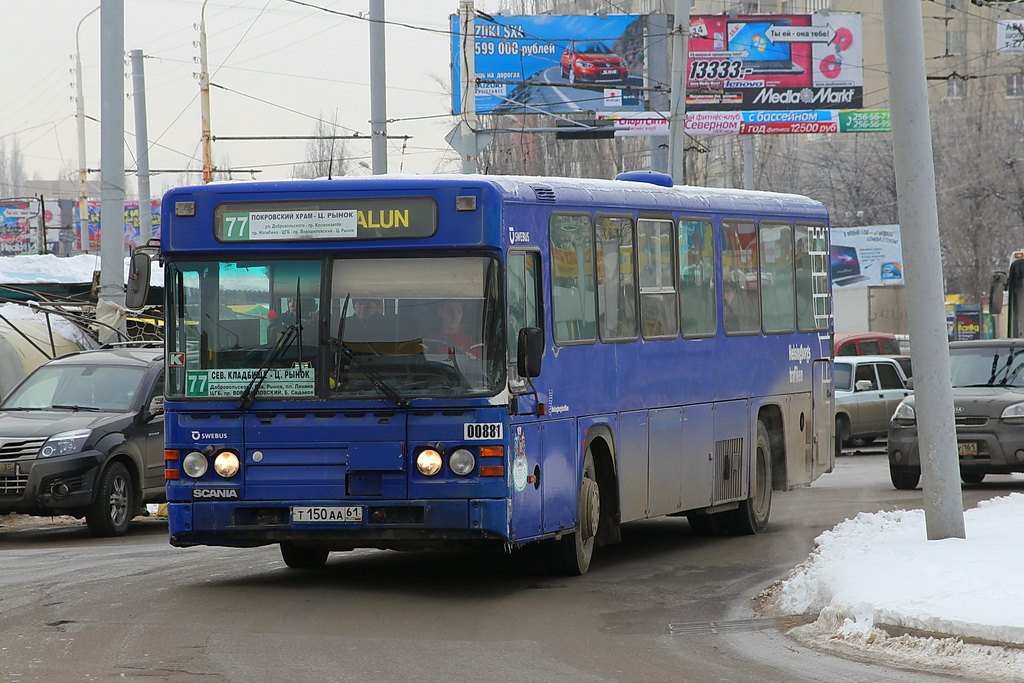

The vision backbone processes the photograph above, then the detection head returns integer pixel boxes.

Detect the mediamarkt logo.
[752,87,857,106]
[193,488,240,499]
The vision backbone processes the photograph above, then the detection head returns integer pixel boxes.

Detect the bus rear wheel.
[546,449,599,576]
[280,542,329,569]
[728,421,772,535]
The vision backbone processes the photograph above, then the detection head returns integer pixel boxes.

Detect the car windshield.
[578,43,611,54]
[165,255,505,401]
[949,346,1024,387]
[2,364,147,412]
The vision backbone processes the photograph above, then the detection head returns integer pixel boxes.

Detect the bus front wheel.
[546,449,599,576]
[280,542,329,569]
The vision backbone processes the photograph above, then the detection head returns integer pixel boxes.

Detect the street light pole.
[76,5,99,252]
[199,0,213,183]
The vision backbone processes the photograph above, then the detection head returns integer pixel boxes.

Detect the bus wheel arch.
[584,431,621,547]
[756,405,787,492]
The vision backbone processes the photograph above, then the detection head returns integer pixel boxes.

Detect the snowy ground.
[760,487,1024,682]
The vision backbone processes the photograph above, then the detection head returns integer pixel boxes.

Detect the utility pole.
[369,0,388,174]
[668,0,689,184]
[459,0,479,174]
[98,0,126,343]
[199,0,213,183]
[647,13,670,174]
[130,49,152,245]
[76,5,99,253]
[36,195,46,255]
[883,0,965,540]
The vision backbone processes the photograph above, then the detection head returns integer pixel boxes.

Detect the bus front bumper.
[167,498,510,549]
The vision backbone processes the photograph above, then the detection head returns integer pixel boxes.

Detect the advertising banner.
[686,13,863,112]
[829,225,904,289]
[451,14,647,116]
[0,202,36,256]
[77,200,161,251]
[598,108,890,136]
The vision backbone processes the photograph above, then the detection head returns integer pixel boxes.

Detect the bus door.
[507,249,546,542]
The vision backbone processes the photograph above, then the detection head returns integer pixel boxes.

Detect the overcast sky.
[1,0,504,197]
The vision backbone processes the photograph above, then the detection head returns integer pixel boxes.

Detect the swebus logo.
[191,430,229,441]
[508,226,530,244]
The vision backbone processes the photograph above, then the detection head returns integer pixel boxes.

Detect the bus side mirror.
[990,271,1007,315]
[125,251,152,310]
[517,327,543,378]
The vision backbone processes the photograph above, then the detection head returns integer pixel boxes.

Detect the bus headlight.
[416,449,443,476]
[182,451,209,478]
[449,448,476,476]
[213,450,240,477]
[892,401,916,426]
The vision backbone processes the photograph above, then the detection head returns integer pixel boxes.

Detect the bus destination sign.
[216,198,437,241]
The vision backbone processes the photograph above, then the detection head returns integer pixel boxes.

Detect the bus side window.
[679,218,716,337]
[638,218,677,339]
[508,251,541,365]
[550,214,596,344]
[595,215,637,340]
[759,221,795,333]
[721,219,760,334]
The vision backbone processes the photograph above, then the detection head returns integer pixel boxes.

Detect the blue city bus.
[135,171,834,575]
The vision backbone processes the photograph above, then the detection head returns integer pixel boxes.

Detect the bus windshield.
[166,255,505,401]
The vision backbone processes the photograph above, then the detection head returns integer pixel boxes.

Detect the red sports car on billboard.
[559,41,629,85]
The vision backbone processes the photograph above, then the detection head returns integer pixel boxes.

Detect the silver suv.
[0,344,164,536]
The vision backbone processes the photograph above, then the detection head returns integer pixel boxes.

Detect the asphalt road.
[2,453,1018,683]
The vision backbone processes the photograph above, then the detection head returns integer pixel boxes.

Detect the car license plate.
[291,506,363,523]
[601,69,616,76]
[0,462,16,475]
[957,442,978,457]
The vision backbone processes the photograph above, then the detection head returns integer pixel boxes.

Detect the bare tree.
[292,113,352,179]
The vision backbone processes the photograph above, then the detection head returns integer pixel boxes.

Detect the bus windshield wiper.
[239,320,302,410]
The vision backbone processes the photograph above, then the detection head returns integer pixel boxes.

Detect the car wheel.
[280,542,329,569]
[545,448,599,575]
[834,415,849,457]
[568,68,576,85]
[960,471,985,484]
[86,461,135,537]
[890,465,920,490]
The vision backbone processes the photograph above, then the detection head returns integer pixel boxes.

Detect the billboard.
[451,14,648,116]
[686,14,863,112]
[829,225,904,289]
[998,19,1024,52]
[76,200,162,251]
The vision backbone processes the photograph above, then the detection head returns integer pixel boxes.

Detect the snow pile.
[765,493,1024,681]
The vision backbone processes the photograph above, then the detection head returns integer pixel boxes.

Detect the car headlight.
[213,450,240,478]
[182,451,209,478]
[39,429,91,458]
[1002,402,1024,424]
[892,401,916,425]
[448,448,476,476]
[416,448,443,476]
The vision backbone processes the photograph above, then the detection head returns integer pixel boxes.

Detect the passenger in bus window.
[723,281,744,331]
[347,298,389,341]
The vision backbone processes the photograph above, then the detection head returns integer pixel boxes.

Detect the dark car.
[559,41,629,84]
[888,339,1024,490]
[0,344,164,536]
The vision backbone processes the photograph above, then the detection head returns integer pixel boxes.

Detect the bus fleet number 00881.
[464,423,503,440]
